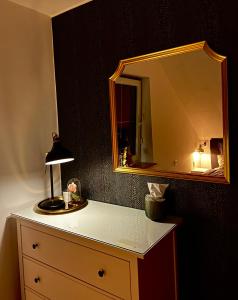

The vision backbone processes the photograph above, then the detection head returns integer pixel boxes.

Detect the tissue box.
[145,195,166,221]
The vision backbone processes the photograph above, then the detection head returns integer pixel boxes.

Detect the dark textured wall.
[52,1,238,299]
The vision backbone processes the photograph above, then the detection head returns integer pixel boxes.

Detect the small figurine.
[122,147,128,167]
[67,178,81,202]
[120,146,132,167]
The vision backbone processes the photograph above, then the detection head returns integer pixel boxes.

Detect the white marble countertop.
[12,200,176,257]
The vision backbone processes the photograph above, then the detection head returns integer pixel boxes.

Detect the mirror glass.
[109,42,229,183]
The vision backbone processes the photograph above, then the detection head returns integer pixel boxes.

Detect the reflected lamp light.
[192,141,211,171]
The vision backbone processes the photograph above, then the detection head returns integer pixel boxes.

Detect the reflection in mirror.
[109,42,229,183]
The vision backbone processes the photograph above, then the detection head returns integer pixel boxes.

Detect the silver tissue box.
[145,194,166,221]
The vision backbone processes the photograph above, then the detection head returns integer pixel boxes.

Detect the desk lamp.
[38,132,74,211]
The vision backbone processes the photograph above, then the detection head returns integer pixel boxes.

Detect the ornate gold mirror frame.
[109,41,229,183]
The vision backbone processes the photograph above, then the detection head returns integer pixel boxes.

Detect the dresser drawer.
[21,226,131,299]
[25,288,45,300]
[23,258,117,300]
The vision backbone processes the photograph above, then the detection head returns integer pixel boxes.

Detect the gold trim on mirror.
[109,41,230,183]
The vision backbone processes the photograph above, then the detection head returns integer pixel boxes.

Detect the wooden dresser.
[13,200,178,300]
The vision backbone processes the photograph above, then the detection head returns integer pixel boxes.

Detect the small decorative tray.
[34,197,88,215]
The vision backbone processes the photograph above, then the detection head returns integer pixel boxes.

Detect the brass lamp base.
[38,198,65,210]
[34,197,88,215]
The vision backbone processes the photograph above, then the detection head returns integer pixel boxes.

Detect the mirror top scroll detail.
[109,41,229,183]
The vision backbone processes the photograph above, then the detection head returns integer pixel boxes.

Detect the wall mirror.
[109,41,229,183]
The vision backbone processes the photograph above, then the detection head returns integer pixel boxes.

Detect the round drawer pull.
[34,277,40,283]
[98,269,105,278]
[32,243,39,249]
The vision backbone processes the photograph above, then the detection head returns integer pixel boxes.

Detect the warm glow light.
[193,151,200,162]
[192,151,211,169]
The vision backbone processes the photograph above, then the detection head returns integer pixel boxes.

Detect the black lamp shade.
[45,133,74,165]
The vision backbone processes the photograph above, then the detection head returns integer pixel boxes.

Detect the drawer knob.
[98,269,105,278]
[34,277,40,283]
[32,243,39,249]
